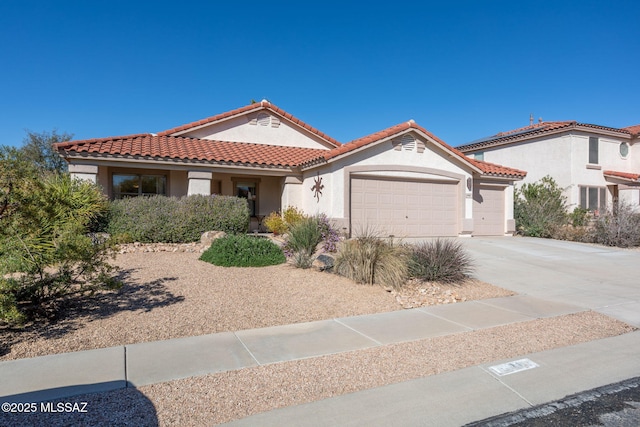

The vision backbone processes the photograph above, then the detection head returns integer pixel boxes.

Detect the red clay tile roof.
[603,170,640,182]
[300,120,527,178]
[55,134,326,168]
[458,121,633,152]
[467,159,528,179]
[156,100,341,148]
[623,124,640,137]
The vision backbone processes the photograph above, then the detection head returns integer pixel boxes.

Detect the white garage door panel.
[351,177,458,237]
[473,185,505,236]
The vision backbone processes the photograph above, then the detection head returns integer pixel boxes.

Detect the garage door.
[473,185,505,236]
[350,177,458,237]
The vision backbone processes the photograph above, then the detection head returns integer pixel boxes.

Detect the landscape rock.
[200,231,227,246]
[312,253,335,272]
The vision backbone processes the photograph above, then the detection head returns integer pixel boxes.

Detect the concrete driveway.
[459,236,640,327]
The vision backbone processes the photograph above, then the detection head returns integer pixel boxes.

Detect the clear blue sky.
[1,0,638,148]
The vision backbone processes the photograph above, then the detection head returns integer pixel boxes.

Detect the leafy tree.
[20,129,73,173]
[514,176,568,238]
[0,146,118,326]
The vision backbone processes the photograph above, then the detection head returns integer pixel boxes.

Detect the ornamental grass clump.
[285,216,324,268]
[199,235,285,267]
[408,238,474,283]
[333,230,408,289]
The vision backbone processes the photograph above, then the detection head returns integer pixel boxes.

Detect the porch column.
[68,164,98,184]
[187,171,212,196]
[281,175,303,211]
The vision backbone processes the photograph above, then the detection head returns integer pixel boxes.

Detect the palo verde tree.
[0,145,119,326]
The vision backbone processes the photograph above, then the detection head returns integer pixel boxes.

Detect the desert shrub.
[264,206,306,235]
[318,213,341,253]
[263,211,287,235]
[0,151,119,326]
[551,225,590,242]
[107,194,249,243]
[515,176,568,238]
[408,239,474,283]
[569,207,590,227]
[285,216,324,268]
[589,202,640,247]
[334,231,408,289]
[199,235,285,267]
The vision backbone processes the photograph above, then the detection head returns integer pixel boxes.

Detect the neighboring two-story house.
[54,101,526,237]
[457,121,640,213]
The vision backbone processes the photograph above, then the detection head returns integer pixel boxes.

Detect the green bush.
[1,148,119,326]
[199,235,286,267]
[569,207,590,227]
[285,216,324,268]
[408,239,474,283]
[334,231,408,289]
[589,202,640,247]
[515,176,568,237]
[107,194,249,243]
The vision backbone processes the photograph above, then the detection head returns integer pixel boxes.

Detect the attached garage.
[350,176,459,237]
[473,185,505,236]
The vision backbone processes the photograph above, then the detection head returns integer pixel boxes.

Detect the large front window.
[113,174,166,198]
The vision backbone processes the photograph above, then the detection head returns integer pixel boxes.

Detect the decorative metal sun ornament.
[311,173,324,202]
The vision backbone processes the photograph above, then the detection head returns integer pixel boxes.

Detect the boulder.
[200,231,227,246]
[312,253,335,272]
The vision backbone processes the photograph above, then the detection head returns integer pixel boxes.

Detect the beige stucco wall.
[180,113,335,149]
[295,132,475,234]
[473,132,639,210]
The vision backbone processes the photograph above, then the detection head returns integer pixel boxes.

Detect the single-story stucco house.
[54,101,527,237]
[457,120,640,213]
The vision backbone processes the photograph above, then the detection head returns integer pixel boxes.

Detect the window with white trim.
[579,186,606,212]
[113,174,166,199]
[589,137,599,164]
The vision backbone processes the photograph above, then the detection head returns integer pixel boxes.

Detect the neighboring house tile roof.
[458,121,635,152]
[603,170,640,183]
[623,124,640,137]
[55,134,326,168]
[156,100,341,148]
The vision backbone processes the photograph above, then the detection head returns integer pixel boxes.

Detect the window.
[236,182,257,216]
[620,142,629,158]
[475,152,484,161]
[113,174,166,198]
[580,186,606,212]
[589,137,599,164]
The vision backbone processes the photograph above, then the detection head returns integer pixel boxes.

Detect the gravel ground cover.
[0,312,632,426]
[1,250,512,361]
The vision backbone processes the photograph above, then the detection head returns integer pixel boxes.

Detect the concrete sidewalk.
[0,294,585,403]
[221,331,640,427]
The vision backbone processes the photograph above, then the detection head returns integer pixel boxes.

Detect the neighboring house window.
[113,174,166,199]
[620,142,629,159]
[580,186,606,212]
[236,182,257,216]
[475,152,484,161]
[589,137,599,164]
